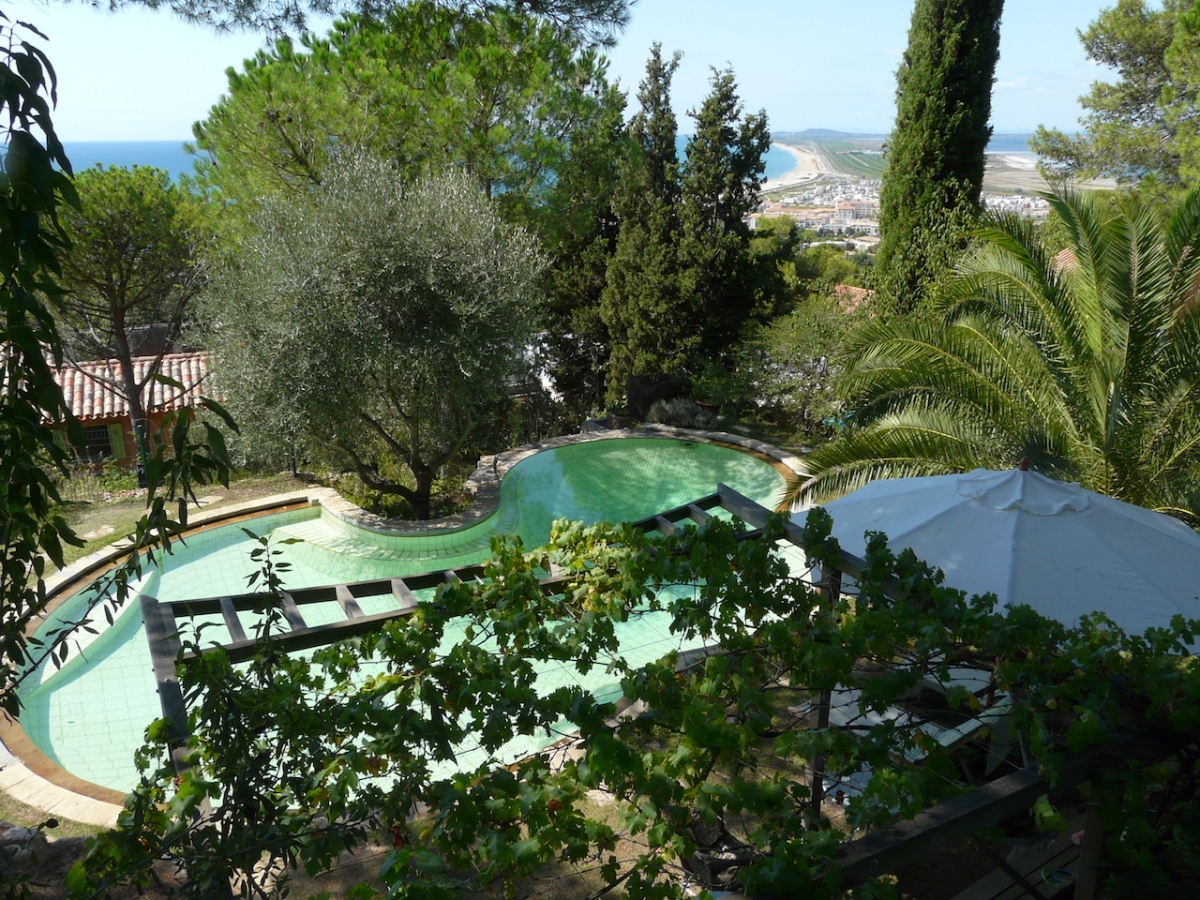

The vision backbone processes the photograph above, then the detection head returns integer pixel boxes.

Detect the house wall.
[56,411,180,471]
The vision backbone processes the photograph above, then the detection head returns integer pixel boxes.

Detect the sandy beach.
[981,151,1118,194]
[763,142,826,191]
[986,151,1038,171]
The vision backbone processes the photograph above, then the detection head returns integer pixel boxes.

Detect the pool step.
[272,518,497,567]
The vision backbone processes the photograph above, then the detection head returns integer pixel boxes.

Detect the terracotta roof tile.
[833,283,874,313]
[55,352,210,421]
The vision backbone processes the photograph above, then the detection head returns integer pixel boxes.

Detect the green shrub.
[55,456,140,502]
[323,469,472,521]
[646,398,717,430]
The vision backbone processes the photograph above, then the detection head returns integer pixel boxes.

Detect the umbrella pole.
[809,567,841,826]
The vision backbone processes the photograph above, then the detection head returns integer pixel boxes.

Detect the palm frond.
[811,184,1200,519]
[839,314,1077,459]
[790,406,1010,507]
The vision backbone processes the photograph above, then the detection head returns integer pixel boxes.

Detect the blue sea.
[60,136,1034,185]
[674,136,795,181]
[763,143,798,181]
[987,134,1035,154]
[64,141,199,182]
[63,138,802,184]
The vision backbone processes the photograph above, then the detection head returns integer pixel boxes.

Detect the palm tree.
[787,187,1200,519]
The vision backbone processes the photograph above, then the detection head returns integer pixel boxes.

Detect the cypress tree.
[600,44,685,404]
[876,0,1004,314]
[679,67,770,359]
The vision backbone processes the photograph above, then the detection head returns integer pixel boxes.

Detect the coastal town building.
[981,192,1051,218]
[754,171,1050,236]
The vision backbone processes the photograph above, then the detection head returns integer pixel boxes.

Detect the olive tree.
[205,154,545,518]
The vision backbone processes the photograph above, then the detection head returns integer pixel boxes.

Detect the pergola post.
[809,566,841,826]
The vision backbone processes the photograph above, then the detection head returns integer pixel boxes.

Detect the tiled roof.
[56,352,209,421]
[833,283,875,313]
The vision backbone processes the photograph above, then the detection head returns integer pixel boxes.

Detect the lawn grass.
[0,790,100,839]
[56,471,312,570]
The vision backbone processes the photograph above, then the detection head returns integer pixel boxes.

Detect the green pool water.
[19,437,784,791]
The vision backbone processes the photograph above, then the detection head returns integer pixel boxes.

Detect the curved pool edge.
[3,427,802,826]
[3,492,328,825]
[320,424,804,537]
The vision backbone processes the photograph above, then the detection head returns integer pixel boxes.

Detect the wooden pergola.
[140,485,1181,899]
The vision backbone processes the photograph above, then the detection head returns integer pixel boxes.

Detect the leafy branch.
[73,511,1200,897]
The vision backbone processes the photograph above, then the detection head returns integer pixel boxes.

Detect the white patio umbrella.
[802,467,1200,637]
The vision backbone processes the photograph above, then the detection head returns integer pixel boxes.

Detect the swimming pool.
[19,435,786,792]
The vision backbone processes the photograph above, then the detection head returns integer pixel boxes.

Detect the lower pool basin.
[19,436,784,791]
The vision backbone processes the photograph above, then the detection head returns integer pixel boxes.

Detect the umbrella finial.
[1018,457,1030,471]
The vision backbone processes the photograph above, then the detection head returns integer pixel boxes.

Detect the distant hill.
[773,129,886,141]
[774,129,1036,153]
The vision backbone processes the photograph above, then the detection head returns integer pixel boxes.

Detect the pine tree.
[1030,0,1200,193]
[601,52,771,403]
[537,84,627,420]
[875,0,1004,314]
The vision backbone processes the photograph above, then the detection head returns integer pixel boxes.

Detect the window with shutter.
[107,423,126,460]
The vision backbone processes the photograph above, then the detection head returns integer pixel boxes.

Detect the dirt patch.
[0,832,645,899]
[0,830,181,899]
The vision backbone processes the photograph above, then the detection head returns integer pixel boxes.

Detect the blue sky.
[10,0,1120,141]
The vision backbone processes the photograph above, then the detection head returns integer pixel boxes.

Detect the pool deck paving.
[0,426,803,827]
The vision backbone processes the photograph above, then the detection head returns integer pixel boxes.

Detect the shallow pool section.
[20,436,783,791]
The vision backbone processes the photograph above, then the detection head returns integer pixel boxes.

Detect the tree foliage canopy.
[532,85,627,420]
[192,1,620,225]
[57,165,209,464]
[191,1,625,422]
[75,506,1200,898]
[1031,0,1200,192]
[678,68,771,359]
[875,0,1004,314]
[600,45,685,401]
[792,187,1200,517]
[92,0,631,44]
[205,154,545,518]
[601,49,771,403]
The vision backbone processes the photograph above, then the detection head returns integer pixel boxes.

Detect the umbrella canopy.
[804,468,1200,636]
